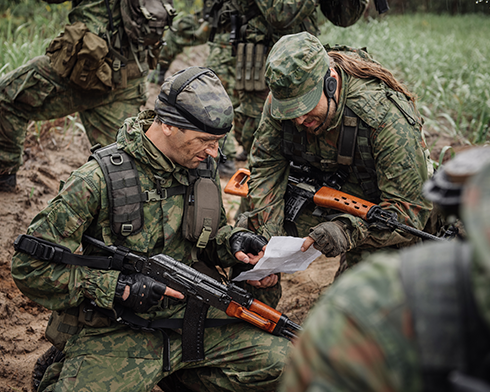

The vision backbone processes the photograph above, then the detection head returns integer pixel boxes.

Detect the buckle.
[145,189,167,202]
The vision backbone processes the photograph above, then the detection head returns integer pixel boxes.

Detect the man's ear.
[160,122,174,137]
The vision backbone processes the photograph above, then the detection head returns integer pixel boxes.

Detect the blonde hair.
[329,51,416,103]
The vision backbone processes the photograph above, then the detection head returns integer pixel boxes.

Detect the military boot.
[0,174,16,192]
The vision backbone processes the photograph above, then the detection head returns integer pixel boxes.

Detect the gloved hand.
[230,231,268,256]
[114,273,167,313]
[308,221,352,258]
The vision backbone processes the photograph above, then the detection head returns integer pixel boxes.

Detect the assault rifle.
[81,234,301,340]
[224,168,445,242]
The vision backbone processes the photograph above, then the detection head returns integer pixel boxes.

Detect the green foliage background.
[0,0,489,144]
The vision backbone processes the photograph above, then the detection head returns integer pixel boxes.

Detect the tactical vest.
[89,143,221,250]
[400,242,490,391]
[282,106,381,203]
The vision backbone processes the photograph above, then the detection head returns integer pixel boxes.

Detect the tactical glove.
[230,232,268,256]
[114,273,167,313]
[308,221,352,258]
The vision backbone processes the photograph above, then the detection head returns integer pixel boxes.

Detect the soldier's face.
[167,127,225,169]
[293,93,337,134]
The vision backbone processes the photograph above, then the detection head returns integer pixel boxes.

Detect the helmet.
[319,0,368,28]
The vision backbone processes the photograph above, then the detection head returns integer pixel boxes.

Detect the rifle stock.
[224,169,444,241]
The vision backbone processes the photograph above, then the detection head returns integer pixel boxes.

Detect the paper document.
[233,236,322,282]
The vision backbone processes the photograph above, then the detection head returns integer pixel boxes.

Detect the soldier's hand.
[247,273,278,289]
[115,273,184,313]
[230,231,268,264]
[302,221,352,258]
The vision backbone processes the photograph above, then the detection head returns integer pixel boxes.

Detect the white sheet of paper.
[232,236,322,282]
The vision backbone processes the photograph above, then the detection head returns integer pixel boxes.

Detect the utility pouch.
[70,31,112,93]
[46,21,88,78]
[235,43,268,92]
[45,308,82,351]
[46,22,113,93]
[182,164,221,248]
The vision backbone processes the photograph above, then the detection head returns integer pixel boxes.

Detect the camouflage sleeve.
[334,103,433,250]
[279,252,423,392]
[11,161,120,311]
[253,0,318,31]
[246,95,290,239]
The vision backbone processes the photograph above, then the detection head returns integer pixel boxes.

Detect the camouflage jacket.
[279,251,423,392]
[11,110,240,319]
[247,69,434,251]
[68,0,122,36]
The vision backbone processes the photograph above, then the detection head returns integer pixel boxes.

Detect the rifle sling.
[14,235,242,368]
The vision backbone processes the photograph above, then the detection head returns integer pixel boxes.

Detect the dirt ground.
[0,44,464,391]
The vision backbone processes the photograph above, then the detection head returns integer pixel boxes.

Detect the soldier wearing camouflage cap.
[11,67,289,392]
[237,31,437,305]
[279,146,490,392]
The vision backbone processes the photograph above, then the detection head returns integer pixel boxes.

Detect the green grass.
[1,3,488,144]
[318,13,490,144]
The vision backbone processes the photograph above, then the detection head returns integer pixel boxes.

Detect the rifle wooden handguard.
[313,187,376,220]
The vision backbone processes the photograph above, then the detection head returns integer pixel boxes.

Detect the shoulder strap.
[90,144,146,238]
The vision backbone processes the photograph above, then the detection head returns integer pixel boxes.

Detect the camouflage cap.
[265,32,329,120]
[155,66,233,135]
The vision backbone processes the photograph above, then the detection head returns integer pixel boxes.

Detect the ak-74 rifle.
[82,235,301,340]
[14,233,301,341]
[224,168,445,242]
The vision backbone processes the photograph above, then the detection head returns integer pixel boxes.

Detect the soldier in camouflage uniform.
[239,32,434,305]
[279,147,490,392]
[0,0,167,192]
[11,67,289,392]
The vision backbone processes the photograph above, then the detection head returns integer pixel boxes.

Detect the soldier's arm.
[11,162,119,311]
[279,254,423,392]
[332,103,433,249]
[246,96,290,239]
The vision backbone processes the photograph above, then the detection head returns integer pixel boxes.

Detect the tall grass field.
[1,2,489,144]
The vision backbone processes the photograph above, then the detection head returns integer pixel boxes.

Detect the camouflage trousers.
[0,55,147,175]
[39,306,290,392]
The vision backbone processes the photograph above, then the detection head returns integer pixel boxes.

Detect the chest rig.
[282,106,381,203]
[90,143,220,250]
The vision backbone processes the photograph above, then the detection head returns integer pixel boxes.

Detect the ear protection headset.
[311,68,337,134]
[324,68,337,100]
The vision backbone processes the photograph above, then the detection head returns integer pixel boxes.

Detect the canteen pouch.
[182,177,221,248]
[45,302,112,351]
[45,308,82,351]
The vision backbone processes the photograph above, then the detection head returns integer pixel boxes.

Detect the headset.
[311,68,338,134]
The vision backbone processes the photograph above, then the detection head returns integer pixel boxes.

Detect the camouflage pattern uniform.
[279,155,490,392]
[11,70,290,391]
[0,0,149,176]
[247,32,433,267]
